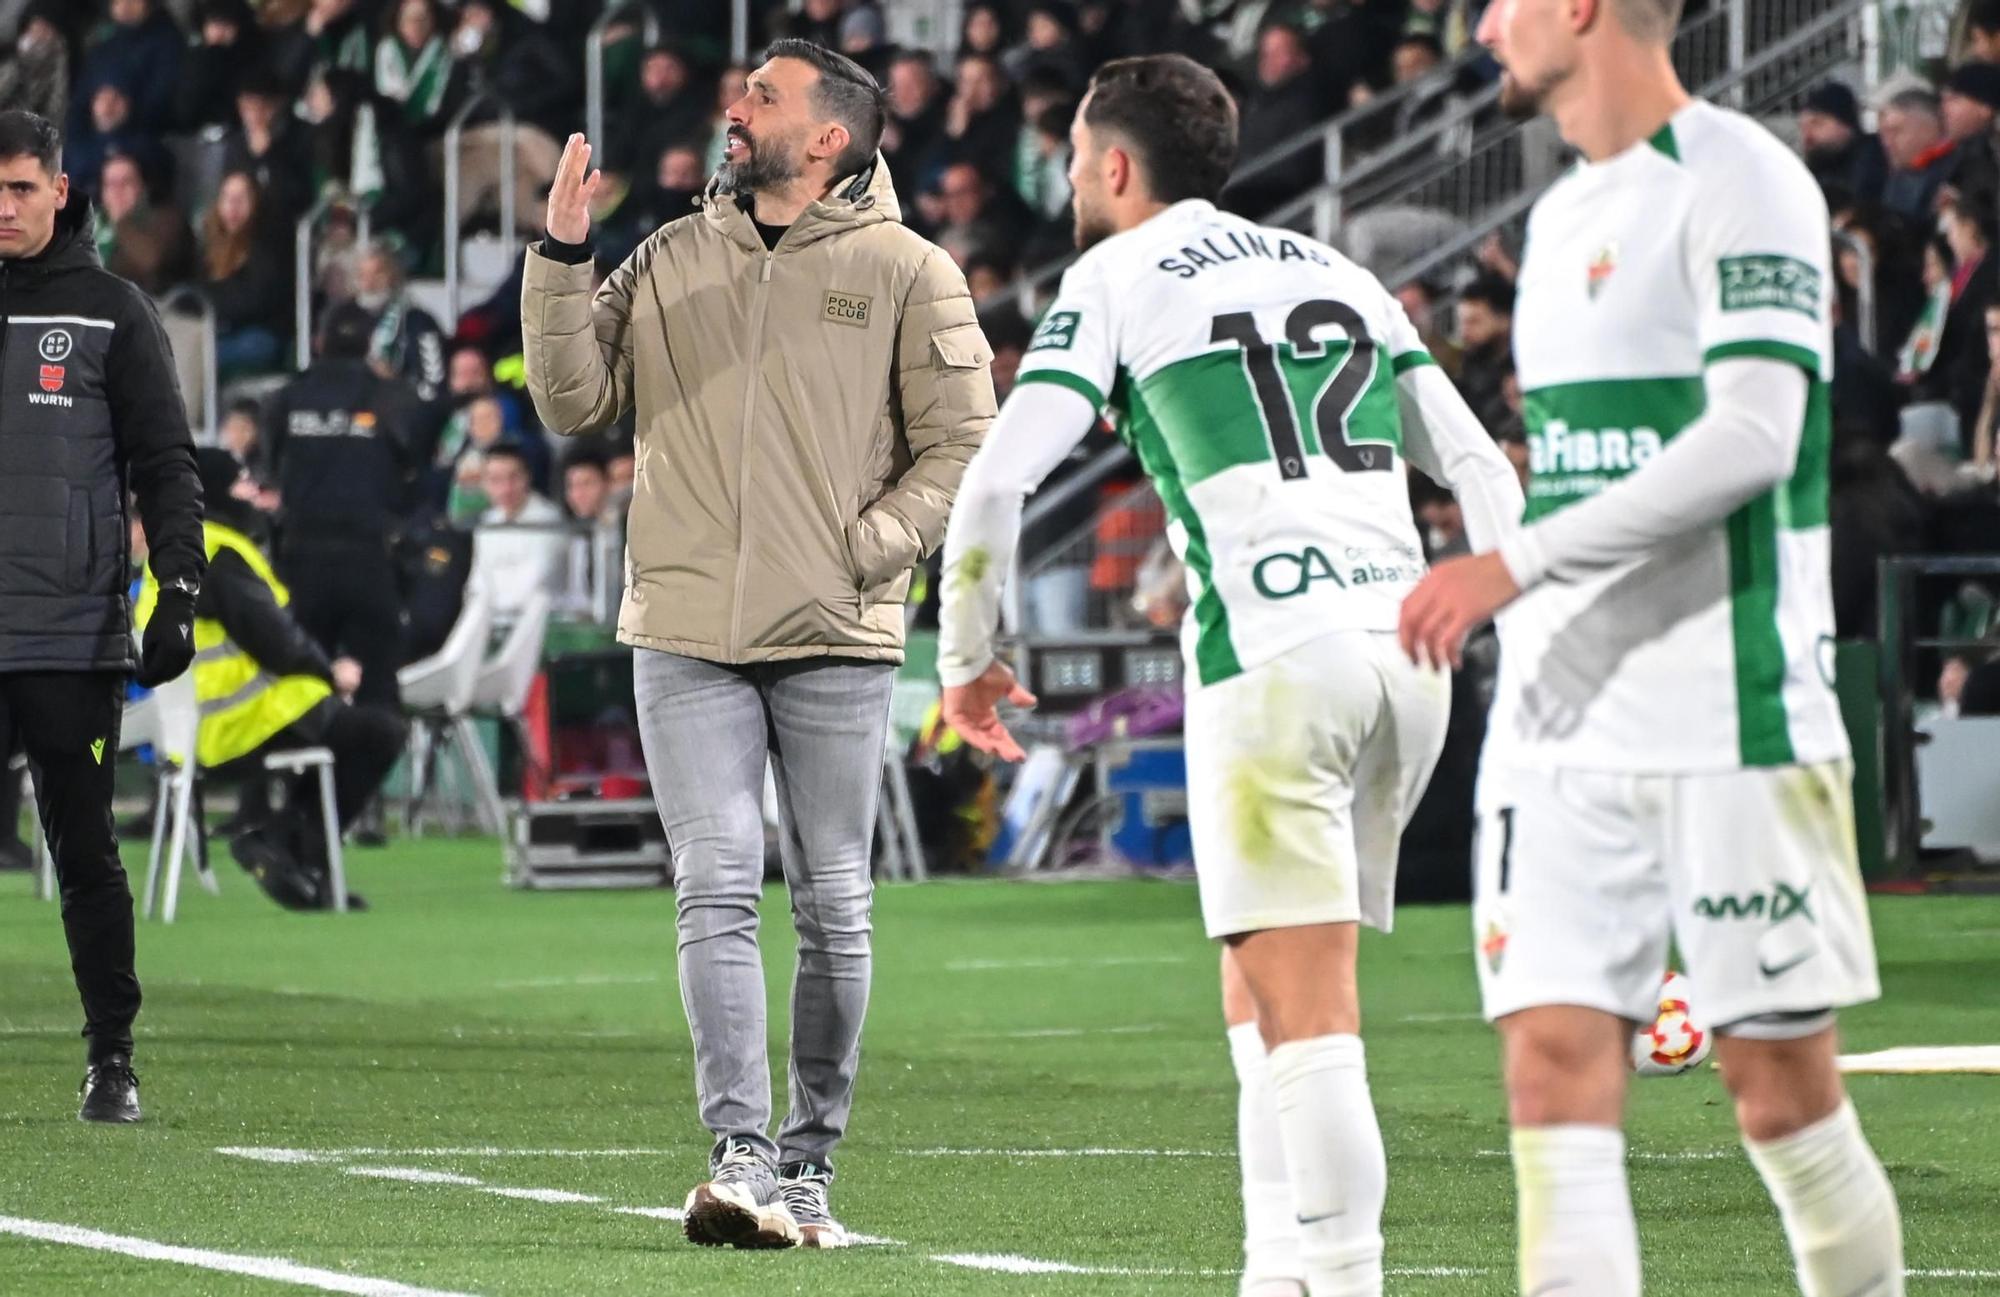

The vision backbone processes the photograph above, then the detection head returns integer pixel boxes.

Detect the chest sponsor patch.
[823,290,873,328]
[39,364,63,392]
[1718,254,1821,318]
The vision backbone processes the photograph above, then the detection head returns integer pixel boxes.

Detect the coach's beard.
[716,126,802,196]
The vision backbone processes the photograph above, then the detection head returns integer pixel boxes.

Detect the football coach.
[523,41,991,1250]
[0,110,204,1123]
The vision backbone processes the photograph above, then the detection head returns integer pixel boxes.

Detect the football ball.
[1631,970,1711,1077]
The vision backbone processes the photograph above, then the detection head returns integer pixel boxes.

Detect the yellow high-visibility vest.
[136,522,333,769]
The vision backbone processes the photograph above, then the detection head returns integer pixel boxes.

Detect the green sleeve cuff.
[1703,339,1821,375]
[1391,350,1437,375]
[1015,368,1107,411]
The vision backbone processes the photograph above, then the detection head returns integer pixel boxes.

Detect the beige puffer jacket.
[522,158,994,664]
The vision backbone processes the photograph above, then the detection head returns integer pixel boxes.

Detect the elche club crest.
[37,327,70,393]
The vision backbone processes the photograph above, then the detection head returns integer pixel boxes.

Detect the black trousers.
[280,540,404,710]
[0,671,136,1062]
[215,697,408,833]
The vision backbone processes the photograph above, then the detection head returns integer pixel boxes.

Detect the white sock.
[1744,1101,1905,1297]
[1228,1023,1303,1295]
[1267,1034,1385,1297]
[1511,1125,1641,1297]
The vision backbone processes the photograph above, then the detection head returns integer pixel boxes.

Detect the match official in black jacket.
[0,111,205,1123]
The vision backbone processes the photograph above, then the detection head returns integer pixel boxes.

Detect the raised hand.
[547,133,602,246]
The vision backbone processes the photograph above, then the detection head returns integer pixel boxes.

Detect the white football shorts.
[1186,629,1450,939]
[1472,758,1882,1030]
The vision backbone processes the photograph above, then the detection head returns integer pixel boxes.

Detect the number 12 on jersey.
[1209,299,1391,481]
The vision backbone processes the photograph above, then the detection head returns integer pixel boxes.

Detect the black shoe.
[79,1055,141,1124]
[230,826,324,911]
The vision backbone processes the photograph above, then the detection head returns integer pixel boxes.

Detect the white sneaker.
[682,1139,800,1249]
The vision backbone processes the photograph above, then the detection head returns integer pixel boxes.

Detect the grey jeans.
[633,649,895,1170]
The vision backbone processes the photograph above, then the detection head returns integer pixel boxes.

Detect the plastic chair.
[459,589,552,835]
[397,587,494,835]
[139,667,208,923]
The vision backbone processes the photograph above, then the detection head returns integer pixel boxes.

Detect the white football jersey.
[1017,199,1438,688]
[1498,100,1848,771]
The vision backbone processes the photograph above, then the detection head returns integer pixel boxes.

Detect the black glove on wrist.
[137,585,198,687]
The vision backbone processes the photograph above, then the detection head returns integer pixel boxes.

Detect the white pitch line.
[932,1254,1486,1279]
[1477,1148,1735,1163]
[908,1147,1227,1158]
[1910,1270,2000,1279]
[482,1188,604,1205]
[0,1214,476,1297]
[219,1147,676,1164]
[610,1207,686,1223]
[346,1168,483,1187]
[975,1025,1168,1039]
[943,955,1196,972]
[491,974,661,990]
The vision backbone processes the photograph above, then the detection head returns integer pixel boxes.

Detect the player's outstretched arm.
[937,382,1099,760]
[1396,362,1525,551]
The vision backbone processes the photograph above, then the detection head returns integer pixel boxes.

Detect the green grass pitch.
[2,840,1996,1295]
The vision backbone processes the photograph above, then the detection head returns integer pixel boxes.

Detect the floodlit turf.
[1,841,1997,1295]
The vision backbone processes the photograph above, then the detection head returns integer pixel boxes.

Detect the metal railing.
[293,191,378,370]
[1380,0,1868,292]
[442,91,519,330]
[158,285,217,443]
[584,4,662,164]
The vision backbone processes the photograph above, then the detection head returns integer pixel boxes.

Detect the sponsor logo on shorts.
[1757,950,1816,979]
[1691,883,1814,924]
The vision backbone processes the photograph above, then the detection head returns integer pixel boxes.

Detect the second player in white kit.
[937,55,1520,1297]
[1400,0,1906,1292]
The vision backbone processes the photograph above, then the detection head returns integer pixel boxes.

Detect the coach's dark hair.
[765,38,887,179]
[1082,55,1238,205]
[0,110,61,176]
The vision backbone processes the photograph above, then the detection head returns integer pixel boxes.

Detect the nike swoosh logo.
[1759,951,1816,978]
[1296,1209,1348,1226]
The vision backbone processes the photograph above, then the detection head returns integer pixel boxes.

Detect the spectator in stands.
[702,63,752,176]
[963,254,1012,305]
[1393,31,1444,86]
[928,160,1029,269]
[1233,24,1324,215]
[354,242,449,414]
[221,70,315,228]
[1299,0,1404,112]
[562,447,611,525]
[219,398,269,481]
[838,6,893,82]
[199,170,290,376]
[943,52,1020,186]
[610,43,707,178]
[374,0,451,130]
[604,141,706,266]
[1798,81,1886,208]
[70,0,181,134]
[1968,0,2000,66]
[882,49,946,197]
[95,151,190,294]
[1924,197,1999,441]
[1879,88,1956,221]
[177,0,257,131]
[772,0,846,48]
[446,0,580,147]
[0,5,68,126]
[65,82,168,201]
[1006,3,1090,94]
[1897,233,1955,384]
[263,0,374,94]
[960,4,1007,59]
[468,442,568,625]
[1011,70,1072,212]
[1454,273,1515,432]
[1395,279,1461,379]
[1940,61,2000,216]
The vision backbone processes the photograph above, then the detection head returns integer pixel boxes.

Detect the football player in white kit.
[936,56,1521,1297]
[1399,0,1906,1293]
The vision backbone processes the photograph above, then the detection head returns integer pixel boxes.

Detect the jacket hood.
[702,152,901,253]
[8,197,103,276]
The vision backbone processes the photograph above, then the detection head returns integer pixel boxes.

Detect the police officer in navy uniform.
[0,111,205,1123]
[262,301,424,712]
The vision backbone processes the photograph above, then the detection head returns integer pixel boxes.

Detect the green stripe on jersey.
[1128,344,1403,488]
[1521,376,1705,521]
[1726,493,1797,765]
[1392,350,1436,374]
[1016,367,1106,411]
[1111,368,1242,686]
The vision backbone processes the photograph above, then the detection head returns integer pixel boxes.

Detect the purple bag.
[1064,685,1185,751]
